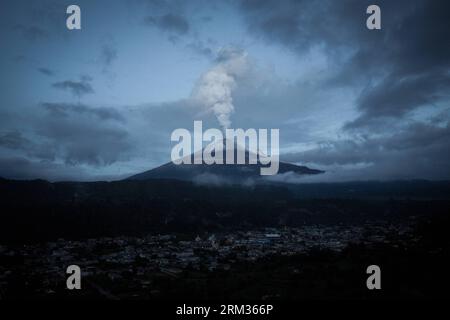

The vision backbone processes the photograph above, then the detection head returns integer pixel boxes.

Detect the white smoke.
[192,47,249,130]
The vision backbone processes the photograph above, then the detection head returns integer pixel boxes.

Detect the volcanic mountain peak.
[127,139,323,183]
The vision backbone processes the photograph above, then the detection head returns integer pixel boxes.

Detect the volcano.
[126,140,323,183]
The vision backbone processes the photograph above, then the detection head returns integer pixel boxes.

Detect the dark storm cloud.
[47,125,130,167]
[235,0,450,180]
[0,128,58,162]
[0,102,133,172]
[0,131,31,150]
[42,103,125,123]
[346,73,450,130]
[284,121,450,180]
[0,157,87,181]
[36,102,132,166]
[239,0,373,56]
[0,131,57,162]
[238,0,450,128]
[37,67,54,76]
[144,13,190,35]
[52,76,94,98]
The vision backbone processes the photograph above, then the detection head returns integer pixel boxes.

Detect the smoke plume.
[193,47,249,130]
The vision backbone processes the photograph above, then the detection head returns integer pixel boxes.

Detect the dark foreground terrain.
[0,178,449,299]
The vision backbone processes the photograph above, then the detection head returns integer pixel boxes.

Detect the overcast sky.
[0,0,449,182]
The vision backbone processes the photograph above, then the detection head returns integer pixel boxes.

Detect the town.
[0,222,416,299]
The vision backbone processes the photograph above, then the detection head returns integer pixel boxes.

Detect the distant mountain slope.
[126,160,323,182]
[126,140,324,183]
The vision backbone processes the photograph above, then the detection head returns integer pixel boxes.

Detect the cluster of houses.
[0,223,416,298]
